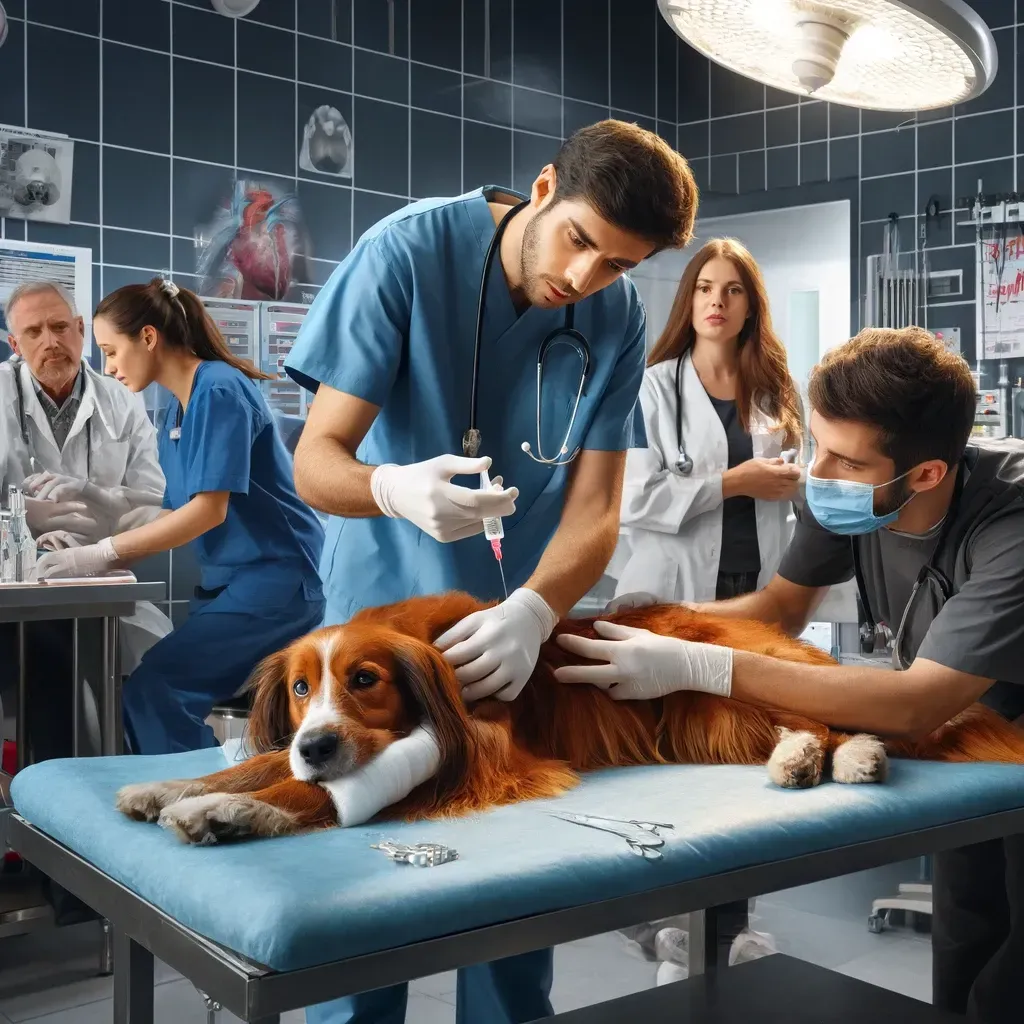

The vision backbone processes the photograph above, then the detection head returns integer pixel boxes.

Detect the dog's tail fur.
[887,704,1024,765]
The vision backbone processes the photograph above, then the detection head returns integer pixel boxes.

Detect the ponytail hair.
[94,278,272,381]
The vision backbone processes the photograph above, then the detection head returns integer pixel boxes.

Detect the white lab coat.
[0,357,171,673]
[612,355,795,604]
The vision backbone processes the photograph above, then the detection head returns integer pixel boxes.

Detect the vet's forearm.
[730,652,988,739]
[111,500,218,562]
[526,510,618,619]
[693,589,792,630]
[294,436,381,518]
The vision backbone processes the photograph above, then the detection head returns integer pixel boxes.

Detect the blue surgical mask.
[804,469,914,536]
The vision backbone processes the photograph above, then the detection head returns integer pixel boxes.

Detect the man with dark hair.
[285,120,698,1024]
[559,326,1024,1024]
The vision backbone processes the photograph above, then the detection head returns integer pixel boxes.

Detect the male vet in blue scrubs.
[38,280,326,754]
[285,121,698,1024]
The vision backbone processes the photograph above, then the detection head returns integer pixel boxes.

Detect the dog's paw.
[767,728,825,789]
[157,793,297,845]
[831,734,888,784]
[115,780,206,822]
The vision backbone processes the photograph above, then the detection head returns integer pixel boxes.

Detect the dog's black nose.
[299,731,339,766]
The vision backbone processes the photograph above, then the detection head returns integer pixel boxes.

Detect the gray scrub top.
[777,453,1024,720]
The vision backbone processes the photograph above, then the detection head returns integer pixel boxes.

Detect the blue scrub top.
[158,360,324,597]
[285,186,647,622]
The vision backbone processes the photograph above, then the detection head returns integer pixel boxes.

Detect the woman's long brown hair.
[94,278,271,381]
[647,238,803,447]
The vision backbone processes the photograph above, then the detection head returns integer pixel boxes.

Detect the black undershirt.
[707,394,761,574]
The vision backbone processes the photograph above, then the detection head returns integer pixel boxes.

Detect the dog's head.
[245,593,487,798]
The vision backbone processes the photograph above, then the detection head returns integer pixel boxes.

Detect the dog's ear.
[392,639,474,801]
[243,650,293,755]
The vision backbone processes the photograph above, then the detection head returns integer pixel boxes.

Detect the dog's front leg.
[158,778,337,845]
[116,751,294,823]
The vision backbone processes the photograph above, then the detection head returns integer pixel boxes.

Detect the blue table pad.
[11,750,1024,972]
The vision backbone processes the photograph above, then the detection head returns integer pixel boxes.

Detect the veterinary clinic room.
[2,0,1024,1022]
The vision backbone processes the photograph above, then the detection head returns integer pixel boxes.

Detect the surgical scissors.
[548,811,674,859]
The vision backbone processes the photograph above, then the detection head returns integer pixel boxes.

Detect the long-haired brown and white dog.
[117,593,1024,845]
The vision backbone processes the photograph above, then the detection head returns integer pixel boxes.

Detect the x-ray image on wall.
[299,105,353,179]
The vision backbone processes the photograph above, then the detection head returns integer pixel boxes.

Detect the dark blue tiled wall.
[0,0,682,309]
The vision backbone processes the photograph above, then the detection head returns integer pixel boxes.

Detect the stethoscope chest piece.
[674,451,693,475]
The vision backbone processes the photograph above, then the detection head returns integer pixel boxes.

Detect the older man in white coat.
[0,280,170,761]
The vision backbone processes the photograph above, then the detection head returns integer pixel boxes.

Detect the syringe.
[480,470,509,600]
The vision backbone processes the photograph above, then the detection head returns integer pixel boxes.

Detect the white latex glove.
[603,591,663,614]
[554,621,733,700]
[25,496,100,541]
[370,455,518,543]
[35,537,119,580]
[24,471,134,521]
[435,588,558,702]
[34,530,82,552]
[318,726,441,826]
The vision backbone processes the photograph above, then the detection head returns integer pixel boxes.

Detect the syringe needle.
[497,557,508,601]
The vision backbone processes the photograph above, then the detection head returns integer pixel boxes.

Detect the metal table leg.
[99,918,114,976]
[687,910,709,977]
[101,616,122,756]
[71,620,80,757]
[15,623,26,771]
[113,929,154,1024]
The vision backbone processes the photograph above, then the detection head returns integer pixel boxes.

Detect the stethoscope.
[462,192,591,467]
[853,463,963,668]
[673,353,694,475]
[12,357,92,477]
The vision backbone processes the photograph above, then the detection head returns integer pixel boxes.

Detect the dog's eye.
[292,679,309,697]
[351,670,378,689]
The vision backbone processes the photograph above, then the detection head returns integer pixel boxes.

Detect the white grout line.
[350,0,356,244]
[168,0,175,273]
[98,0,104,293]
[460,0,465,192]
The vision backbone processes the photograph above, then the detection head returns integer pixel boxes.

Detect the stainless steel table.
[0,581,165,943]
[0,582,165,767]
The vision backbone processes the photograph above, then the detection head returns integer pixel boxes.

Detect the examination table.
[8,749,1024,1022]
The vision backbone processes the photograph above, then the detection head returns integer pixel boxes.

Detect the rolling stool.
[207,692,252,747]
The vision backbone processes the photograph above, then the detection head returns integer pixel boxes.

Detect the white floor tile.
[834,935,933,1004]
[409,971,456,1003]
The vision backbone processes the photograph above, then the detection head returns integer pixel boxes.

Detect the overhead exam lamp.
[658,0,997,111]
[211,0,261,16]
[0,3,8,50]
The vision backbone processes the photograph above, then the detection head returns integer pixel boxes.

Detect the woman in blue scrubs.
[35,278,325,754]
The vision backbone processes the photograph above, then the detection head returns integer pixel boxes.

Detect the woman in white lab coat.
[613,237,804,605]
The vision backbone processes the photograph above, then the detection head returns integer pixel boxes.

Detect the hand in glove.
[24,471,132,522]
[554,621,733,700]
[317,726,441,826]
[35,530,83,552]
[435,588,558,702]
[603,591,664,614]
[25,496,100,542]
[35,537,120,580]
[371,455,517,543]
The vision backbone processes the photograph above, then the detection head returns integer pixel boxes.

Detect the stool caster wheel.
[868,912,887,934]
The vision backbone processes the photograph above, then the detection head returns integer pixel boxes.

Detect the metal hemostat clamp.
[371,840,459,867]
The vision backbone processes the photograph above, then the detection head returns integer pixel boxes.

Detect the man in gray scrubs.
[557,326,1024,1023]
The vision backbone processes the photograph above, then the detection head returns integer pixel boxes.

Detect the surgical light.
[211,0,261,16]
[658,0,997,111]
[0,3,8,50]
